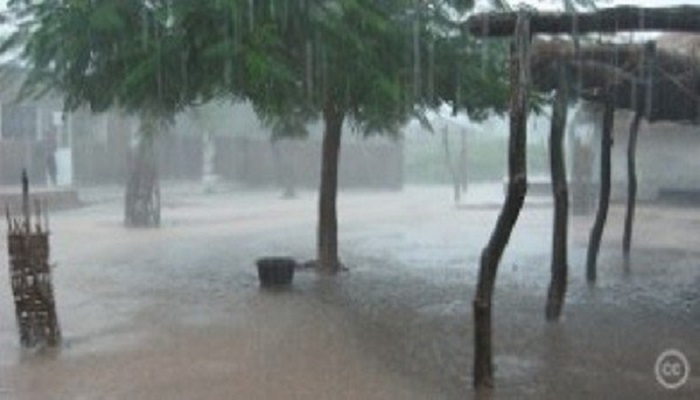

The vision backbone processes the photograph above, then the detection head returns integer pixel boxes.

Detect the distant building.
[0,66,64,185]
[0,69,403,190]
[610,112,700,203]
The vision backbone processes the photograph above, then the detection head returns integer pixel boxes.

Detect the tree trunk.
[317,100,344,272]
[460,128,468,192]
[124,114,161,228]
[623,112,642,257]
[442,126,460,204]
[546,65,569,321]
[586,95,615,282]
[474,14,530,390]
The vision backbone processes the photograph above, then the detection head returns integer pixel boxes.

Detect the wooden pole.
[473,12,530,390]
[623,112,642,257]
[546,65,569,321]
[624,42,654,258]
[586,94,615,283]
[21,169,30,234]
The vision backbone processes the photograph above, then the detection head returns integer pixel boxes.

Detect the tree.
[2,0,220,226]
[4,0,510,264]
[198,0,509,272]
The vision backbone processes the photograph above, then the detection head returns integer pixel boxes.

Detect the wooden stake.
[473,11,530,390]
[623,112,642,257]
[624,42,653,258]
[43,199,49,232]
[21,169,30,234]
[34,199,42,233]
[586,94,615,282]
[546,64,570,321]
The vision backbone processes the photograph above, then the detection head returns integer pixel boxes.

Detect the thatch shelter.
[464,6,700,391]
[531,39,700,122]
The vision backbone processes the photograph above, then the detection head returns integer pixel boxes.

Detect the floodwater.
[0,184,698,399]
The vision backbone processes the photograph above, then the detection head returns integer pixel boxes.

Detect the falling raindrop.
[428,38,435,104]
[344,78,350,108]
[454,62,462,115]
[181,49,189,99]
[572,6,582,95]
[233,3,241,48]
[155,13,163,106]
[639,10,654,118]
[282,0,288,29]
[413,7,421,102]
[305,40,313,101]
[480,15,489,77]
[321,43,328,101]
[248,0,254,30]
[224,7,232,88]
[612,17,620,80]
[141,5,149,51]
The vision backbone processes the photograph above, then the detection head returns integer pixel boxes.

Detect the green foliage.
[182,0,509,137]
[2,0,511,133]
[3,0,216,119]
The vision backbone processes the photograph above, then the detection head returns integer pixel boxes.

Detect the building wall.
[610,113,700,201]
[71,111,204,185]
[0,86,403,189]
[214,136,404,190]
[0,104,63,185]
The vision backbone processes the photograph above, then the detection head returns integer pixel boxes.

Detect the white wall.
[610,112,700,201]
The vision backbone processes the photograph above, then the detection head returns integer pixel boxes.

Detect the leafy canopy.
[2,1,510,129]
[3,0,223,118]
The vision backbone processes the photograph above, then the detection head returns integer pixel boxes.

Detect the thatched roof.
[466,6,700,123]
[531,38,700,123]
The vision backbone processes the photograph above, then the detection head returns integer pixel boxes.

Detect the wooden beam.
[466,6,700,37]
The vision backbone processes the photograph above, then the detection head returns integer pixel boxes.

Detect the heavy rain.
[0,1,698,399]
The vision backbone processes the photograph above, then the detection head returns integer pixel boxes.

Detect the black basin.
[256,257,296,287]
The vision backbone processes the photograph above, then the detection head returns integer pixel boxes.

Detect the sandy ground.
[0,183,698,399]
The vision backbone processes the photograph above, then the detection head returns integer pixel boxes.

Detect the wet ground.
[0,183,698,399]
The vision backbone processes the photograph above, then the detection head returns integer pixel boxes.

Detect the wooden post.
[586,94,615,283]
[21,169,30,233]
[473,12,530,390]
[624,42,654,258]
[623,112,642,257]
[546,65,569,321]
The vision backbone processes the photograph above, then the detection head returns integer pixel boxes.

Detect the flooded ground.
[0,183,698,399]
